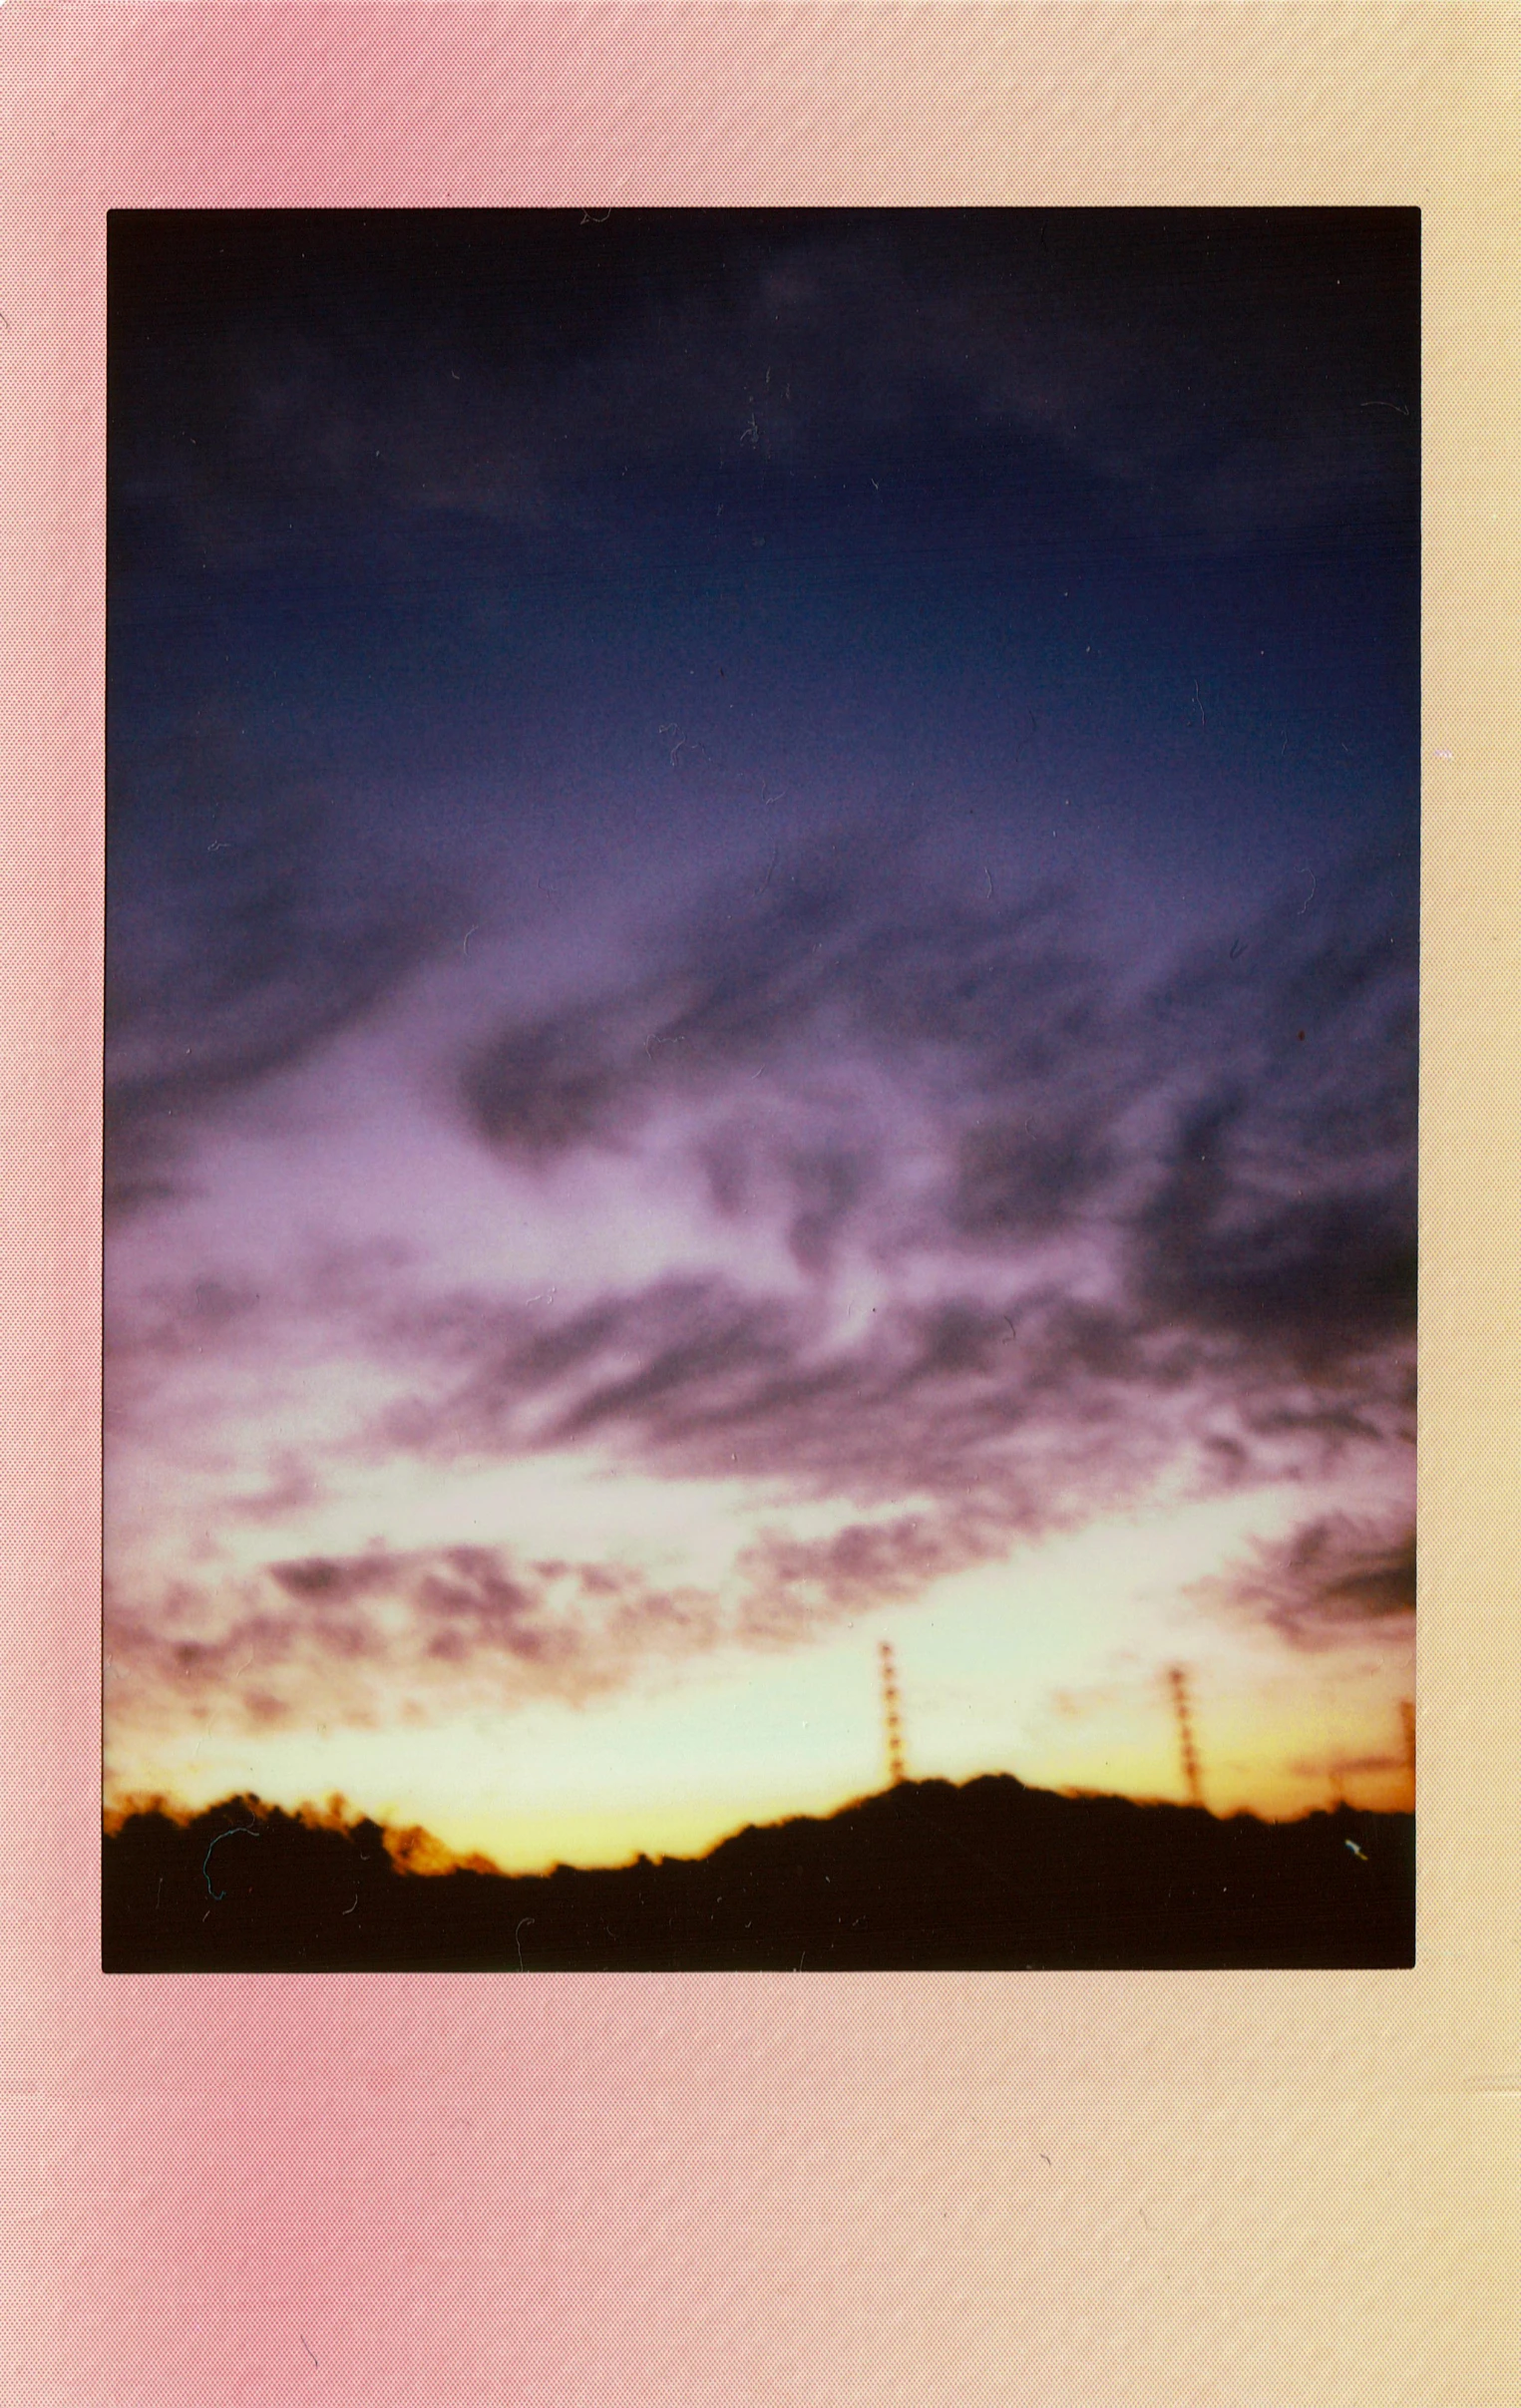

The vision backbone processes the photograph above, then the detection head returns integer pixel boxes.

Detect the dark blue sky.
[110,207,1417,959]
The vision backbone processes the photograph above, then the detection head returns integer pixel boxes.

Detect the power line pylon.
[1167,1664,1205,1809]
[1399,1698,1415,1803]
[879,1640,908,1787]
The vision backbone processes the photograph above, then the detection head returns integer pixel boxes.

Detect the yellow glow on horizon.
[106,1485,1413,1871]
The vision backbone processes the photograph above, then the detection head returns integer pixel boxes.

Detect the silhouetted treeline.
[103,1776,1414,1972]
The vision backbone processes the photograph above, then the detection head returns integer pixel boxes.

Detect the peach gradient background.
[1,8,1517,2402]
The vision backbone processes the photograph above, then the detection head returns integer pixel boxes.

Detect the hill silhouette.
[103,1776,1414,1971]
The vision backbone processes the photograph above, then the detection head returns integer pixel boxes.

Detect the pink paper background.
[2,9,1517,2402]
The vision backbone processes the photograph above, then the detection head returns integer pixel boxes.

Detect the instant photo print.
[103,207,1418,1974]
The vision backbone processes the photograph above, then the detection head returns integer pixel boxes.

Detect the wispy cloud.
[107,1541,726,1736]
[1200,1513,1416,1652]
[106,789,459,1217]
[105,841,1414,1731]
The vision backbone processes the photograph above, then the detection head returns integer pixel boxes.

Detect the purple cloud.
[106,1542,728,1736]
[1197,1513,1416,1652]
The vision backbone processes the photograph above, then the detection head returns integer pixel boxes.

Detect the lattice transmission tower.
[1167,1664,1205,1809]
[879,1640,909,1788]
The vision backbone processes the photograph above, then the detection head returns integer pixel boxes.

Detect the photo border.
[2,10,1515,2401]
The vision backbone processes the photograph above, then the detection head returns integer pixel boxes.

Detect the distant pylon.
[879,1640,908,1787]
[1399,1698,1415,1799]
[1167,1664,1205,1808]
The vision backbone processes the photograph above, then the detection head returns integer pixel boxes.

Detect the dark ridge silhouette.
[102,1777,1414,1971]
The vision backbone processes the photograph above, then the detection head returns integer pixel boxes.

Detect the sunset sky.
[104,210,1418,1869]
